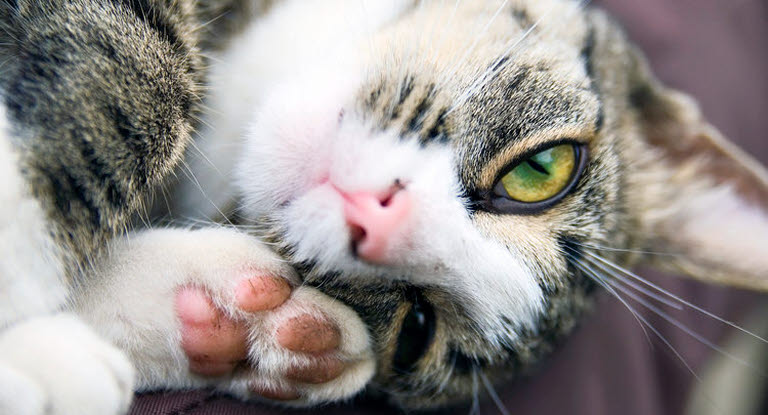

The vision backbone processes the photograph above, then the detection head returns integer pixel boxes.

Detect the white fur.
[0,314,134,415]
[0,103,67,327]
[0,364,45,415]
[73,227,375,406]
[175,0,412,220]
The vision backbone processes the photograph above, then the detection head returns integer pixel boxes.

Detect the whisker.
[568,256,652,343]
[186,137,224,176]
[448,17,541,112]
[584,250,768,344]
[469,367,481,415]
[565,246,683,310]
[479,371,511,415]
[428,0,463,68]
[569,259,712,401]
[191,11,227,34]
[436,349,458,395]
[601,276,763,376]
[178,160,233,227]
[567,240,680,257]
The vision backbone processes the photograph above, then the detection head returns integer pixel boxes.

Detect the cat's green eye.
[490,143,586,214]
[501,144,576,202]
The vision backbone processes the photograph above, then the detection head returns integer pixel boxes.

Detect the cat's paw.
[74,228,373,406]
[176,282,375,406]
[0,314,134,415]
[175,275,293,377]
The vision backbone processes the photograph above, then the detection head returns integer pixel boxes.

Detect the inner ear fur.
[627,47,768,291]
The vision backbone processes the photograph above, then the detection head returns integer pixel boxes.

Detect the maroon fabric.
[129,1,768,414]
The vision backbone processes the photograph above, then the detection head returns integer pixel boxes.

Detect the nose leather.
[342,189,412,263]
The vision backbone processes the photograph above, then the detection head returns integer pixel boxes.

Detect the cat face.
[234,0,768,408]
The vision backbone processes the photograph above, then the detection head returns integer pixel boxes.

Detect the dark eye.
[392,294,435,374]
[488,142,587,214]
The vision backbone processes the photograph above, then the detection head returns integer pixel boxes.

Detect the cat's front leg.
[73,228,375,406]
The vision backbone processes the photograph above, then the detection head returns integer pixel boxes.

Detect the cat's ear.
[627,49,768,291]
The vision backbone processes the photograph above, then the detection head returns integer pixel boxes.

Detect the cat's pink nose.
[342,185,411,264]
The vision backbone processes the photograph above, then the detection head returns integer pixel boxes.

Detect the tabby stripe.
[421,107,448,144]
[118,0,185,52]
[506,67,529,93]
[108,104,150,185]
[403,84,435,134]
[490,55,510,74]
[511,7,534,29]
[44,165,101,228]
[366,83,384,110]
[580,25,605,131]
[390,76,415,118]
[77,136,126,208]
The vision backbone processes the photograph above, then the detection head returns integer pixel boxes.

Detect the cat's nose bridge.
[338,182,412,264]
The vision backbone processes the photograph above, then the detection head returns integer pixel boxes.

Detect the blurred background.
[130,1,768,414]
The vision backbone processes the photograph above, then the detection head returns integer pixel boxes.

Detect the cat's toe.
[277,314,347,384]
[177,286,249,376]
[276,313,341,354]
[235,276,292,312]
[285,357,346,384]
[237,287,375,406]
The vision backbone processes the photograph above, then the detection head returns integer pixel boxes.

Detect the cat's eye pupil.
[392,296,435,374]
[526,159,549,175]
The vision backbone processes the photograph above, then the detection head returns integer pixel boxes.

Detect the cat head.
[234,0,768,408]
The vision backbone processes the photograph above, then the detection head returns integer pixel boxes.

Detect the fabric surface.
[129,1,768,414]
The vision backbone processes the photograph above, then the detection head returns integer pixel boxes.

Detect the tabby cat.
[1,0,767,414]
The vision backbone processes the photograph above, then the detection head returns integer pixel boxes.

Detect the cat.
[76,0,768,410]
[2,0,767,413]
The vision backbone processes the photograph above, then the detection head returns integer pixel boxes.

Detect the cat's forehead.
[355,0,600,188]
[362,0,591,71]
[363,0,591,85]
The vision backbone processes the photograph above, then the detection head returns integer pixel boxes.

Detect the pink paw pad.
[176,287,248,377]
[251,386,301,402]
[276,314,347,387]
[285,358,346,384]
[235,276,291,312]
[276,314,341,355]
